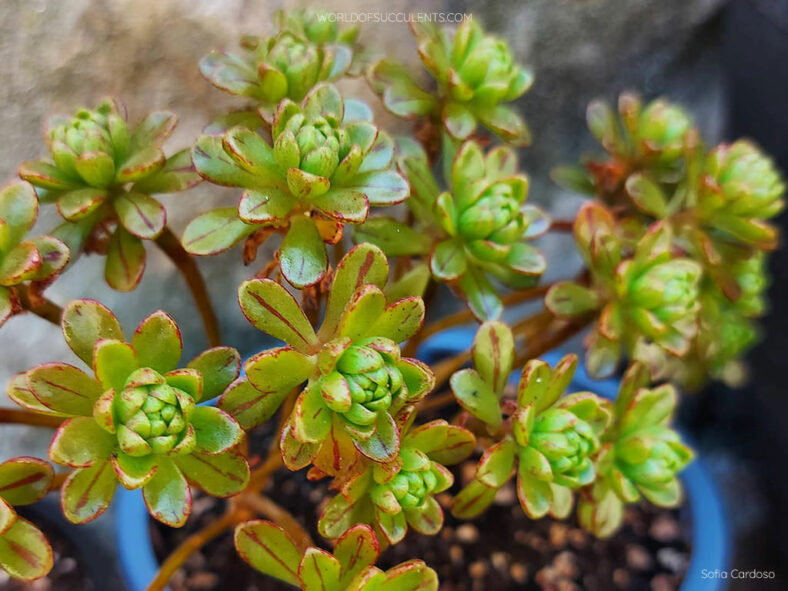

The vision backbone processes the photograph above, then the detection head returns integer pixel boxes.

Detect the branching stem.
[13,285,63,326]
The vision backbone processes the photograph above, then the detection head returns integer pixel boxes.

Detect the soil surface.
[151,422,691,591]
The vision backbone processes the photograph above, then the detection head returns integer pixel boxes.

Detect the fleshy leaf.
[142,456,190,527]
[234,520,301,586]
[545,282,600,318]
[187,347,241,400]
[0,458,53,506]
[114,192,166,240]
[353,217,432,256]
[27,363,102,416]
[280,215,328,288]
[238,279,319,353]
[132,311,182,374]
[451,479,497,519]
[0,518,54,580]
[175,450,249,497]
[49,417,116,468]
[61,460,117,523]
[182,208,256,256]
[472,321,514,396]
[219,377,291,431]
[299,548,342,589]
[105,227,146,291]
[450,368,502,428]
[93,340,138,393]
[190,406,243,455]
[365,297,424,344]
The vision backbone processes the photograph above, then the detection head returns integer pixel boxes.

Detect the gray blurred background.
[1,0,786,589]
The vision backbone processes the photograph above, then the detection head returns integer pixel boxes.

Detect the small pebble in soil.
[510,562,529,584]
[613,567,632,588]
[468,560,489,579]
[490,551,510,572]
[549,523,569,549]
[657,548,688,573]
[456,524,479,544]
[650,513,682,542]
[627,543,654,570]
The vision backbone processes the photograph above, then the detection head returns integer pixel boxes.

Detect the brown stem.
[154,226,221,347]
[147,507,249,591]
[550,219,574,232]
[49,471,70,492]
[0,408,64,429]
[403,284,553,357]
[240,493,313,553]
[13,285,63,326]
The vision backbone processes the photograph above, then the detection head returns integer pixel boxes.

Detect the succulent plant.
[368,19,532,145]
[0,458,55,580]
[18,99,201,291]
[0,182,69,327]
[201,9,357,125]
[185,84,408,288]
[553,94,694,203]
[546,203,702,377]
[219,244,433,470]
[694,140,785,251]
[578,363,693,538]
[9,300,247,526]
[452,342,610,521]
[319,419,473,545]
[235,522,437,590]
[359,140,547,320]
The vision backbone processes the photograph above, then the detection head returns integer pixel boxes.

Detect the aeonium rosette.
[184,83,408,288]
[219,244,434,474]
[546,203,702,377]
[18,98,201,291]
[358,140,548,321]
[319,419,474,546]
[451,339,610,521]
[200,8,357,125]
[578,363,693,538]
[8,300,248,526]
[368,18,533,145]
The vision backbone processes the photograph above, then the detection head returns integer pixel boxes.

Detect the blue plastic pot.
[116,327,730,591]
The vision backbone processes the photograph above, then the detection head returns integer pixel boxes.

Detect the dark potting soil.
[0,509,93,591]
[151,421,691,591]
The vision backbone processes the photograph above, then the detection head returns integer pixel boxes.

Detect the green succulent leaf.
[238,278,319,353]
[142,456,190,527]
[450,368,502,429]
[61,460,117,523]
[473,321,514,396]
[625,173,669,218]
[234,520,301,586]
[131,311,182,374]
[280,215,328,288]
[132,149,201,194]
[0,518,54,581]
[334,525,379,586]
[175,450,249,497]
[182,207,256,256]
[458,266,502,321]
[545,282,601,318]
[219,377,291,431]
[300,547,342,589]
[93,340,138,393]
[113,192,166,240]
[50,417,116,468]
[105,227,146,291]
[354,411,400,462]
[0,458,53,506]
[26,363,103,417]
[320,244,389,340]
[187,347,241,400]
[451,478,497,519]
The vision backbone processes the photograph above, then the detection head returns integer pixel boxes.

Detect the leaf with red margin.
[175,450,249,497]
[280,423,319,471]
[188,347,241,401]
[299,547,342,589]
[61,460,117,523]
[364,297,424,344]
[238,279,319,354]
[334,524,379,587]
[49,418,116,468]
[131,310,182,374]
[142,457,190,527]
[61,299,124,367]
[105,226,146,292]
[0,517,54,580]
[220,377,291,431]
[234,520,301,586]
[26,363,103,417]
[0,458,53,507]
[450,479,497,519]
[403,496,442,535]
[377,559,438,591]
